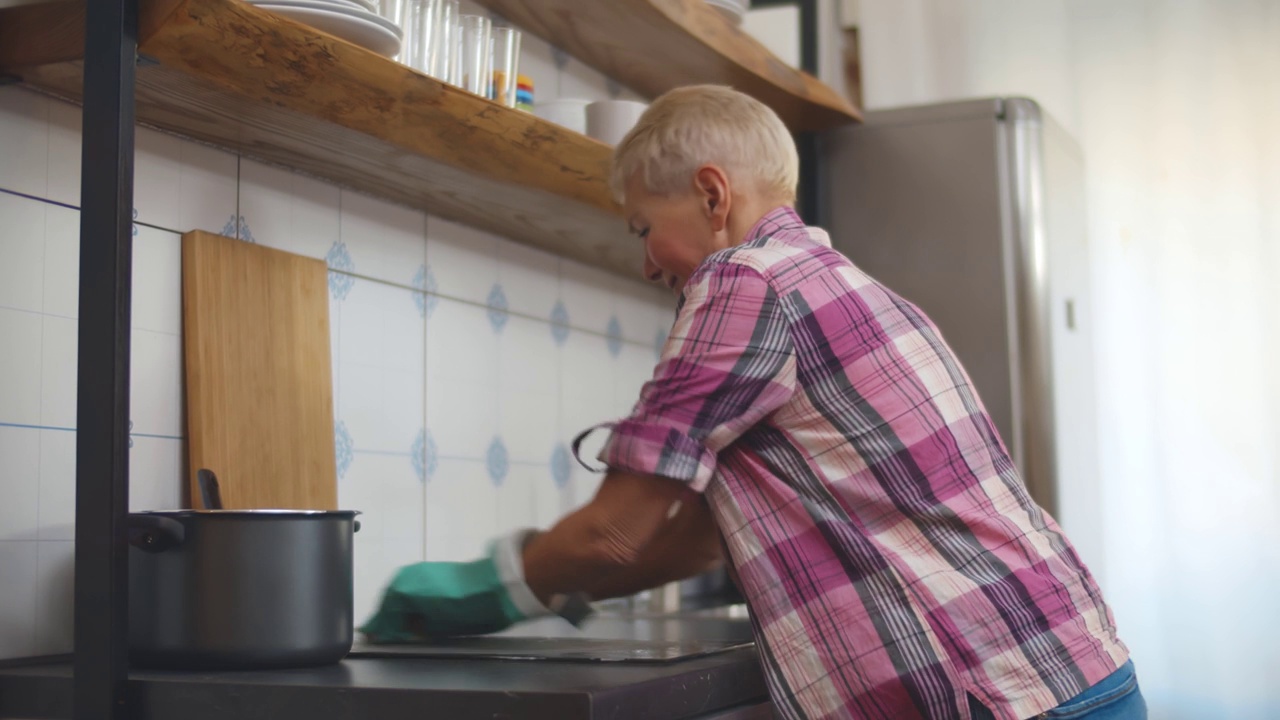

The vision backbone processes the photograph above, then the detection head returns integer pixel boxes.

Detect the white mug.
[586,100,649,146]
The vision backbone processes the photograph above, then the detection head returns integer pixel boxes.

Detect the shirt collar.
[743,206,828,247]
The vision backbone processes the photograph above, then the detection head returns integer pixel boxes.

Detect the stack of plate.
[705,0,747,26]
[250,0,403,58]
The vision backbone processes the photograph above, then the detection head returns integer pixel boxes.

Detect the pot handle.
[128,516,185,553]
[354,520,362,533]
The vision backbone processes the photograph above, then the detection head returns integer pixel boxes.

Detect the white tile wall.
[426,217,497,306]
[237,158,340,261]
[134,126,238,235]
[0,541,40,658]
[45,99,82,209]
[39,315,78,429]
[0,192,46,313]
[425,458,497,562]
[37,430,77,541]
[34,540,75,653]
[496,239,560,319]
[342,452,426,623]
[559,55,611,103]
[0,45,676,657]
[0,427,42,542]
[338,190,427,287]
[0,309,43,425]
[41,204,80,319]
[0,86,49,200]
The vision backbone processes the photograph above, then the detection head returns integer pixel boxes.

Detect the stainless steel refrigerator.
[818,98,1099,520]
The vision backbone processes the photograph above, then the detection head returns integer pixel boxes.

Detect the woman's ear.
[693,165,731,232]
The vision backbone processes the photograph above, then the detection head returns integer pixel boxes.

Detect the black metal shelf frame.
[749,0,823,225]
[63,3,819,717]
[74,0,138,717]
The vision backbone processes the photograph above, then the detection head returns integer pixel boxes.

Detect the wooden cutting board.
[182,230,337,510]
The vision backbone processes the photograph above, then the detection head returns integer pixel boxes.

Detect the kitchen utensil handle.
[127,516,186,553]
[354,520,361,533]
[198,468,224,510]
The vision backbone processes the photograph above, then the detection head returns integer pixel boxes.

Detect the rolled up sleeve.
[599,261,796,492]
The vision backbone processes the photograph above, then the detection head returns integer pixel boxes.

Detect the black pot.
[128,509,361,670]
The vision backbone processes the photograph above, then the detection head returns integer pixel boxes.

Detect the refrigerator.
[818,98,1099,522]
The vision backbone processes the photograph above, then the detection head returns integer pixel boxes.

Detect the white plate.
[705,0,746,25]
[259,0,380,13]
[255,2,402,57]
[255,0,370,11]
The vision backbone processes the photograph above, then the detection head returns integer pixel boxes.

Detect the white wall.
[858,2,1280,718]
[742,0,849,101]
[0,15,672,658]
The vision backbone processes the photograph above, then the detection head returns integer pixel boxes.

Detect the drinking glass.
[431,0,460,84]
[490,27,521,107]
[404,0,440,72]
[458,14,492,97]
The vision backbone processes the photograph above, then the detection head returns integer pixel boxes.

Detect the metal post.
[794,0,823,225]
[74,0,138,717]
[748,0,824,224]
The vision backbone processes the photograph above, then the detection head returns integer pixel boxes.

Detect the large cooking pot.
[127,507,361,670]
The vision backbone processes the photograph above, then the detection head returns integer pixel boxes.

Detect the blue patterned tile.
[326,241,355,300]
[411,427,438,483]
[411,264,440,319]
[550,300,570,346]
[551,46,570,71]
[238,215,256,244]
[551,443,571,489]
[487,283,509,333]
[335,420,354,480]
[606,315,624,357]
[487,436,508,487]
[219,214,255,243]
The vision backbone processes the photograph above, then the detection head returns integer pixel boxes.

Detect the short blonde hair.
[610,85,799,205]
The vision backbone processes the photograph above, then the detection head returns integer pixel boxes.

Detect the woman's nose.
[642,255,662,284]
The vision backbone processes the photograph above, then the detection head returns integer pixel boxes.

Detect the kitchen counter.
[0,617,770,720]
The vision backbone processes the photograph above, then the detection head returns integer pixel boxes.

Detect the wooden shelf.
[0,0,645,279]
[476,0,863,132]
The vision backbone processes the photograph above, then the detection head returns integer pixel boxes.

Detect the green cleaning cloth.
[359,530,551,642]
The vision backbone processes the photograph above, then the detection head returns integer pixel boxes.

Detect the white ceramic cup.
[586,100,649,146]
[535,98,591,134]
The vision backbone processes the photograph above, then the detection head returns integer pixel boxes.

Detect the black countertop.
[0,617,768,720]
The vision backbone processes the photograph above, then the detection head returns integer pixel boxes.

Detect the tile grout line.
[0,303,183,340]
[34,179,47,639]
[0,187,79,213]
[2,188,667,349]
[0,421,182,441]
[427,211,437,561]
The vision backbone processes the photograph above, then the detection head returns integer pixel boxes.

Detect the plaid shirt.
[596,208,1128,720]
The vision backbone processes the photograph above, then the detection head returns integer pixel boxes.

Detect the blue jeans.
[968,660,1147,719]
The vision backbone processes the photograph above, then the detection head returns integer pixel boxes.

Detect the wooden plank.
[476,0,863,132]
[182,230,338,511]
[0,0,185,70]
[3,0,647,279]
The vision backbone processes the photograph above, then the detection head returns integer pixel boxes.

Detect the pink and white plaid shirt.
[595,207,1128,720]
